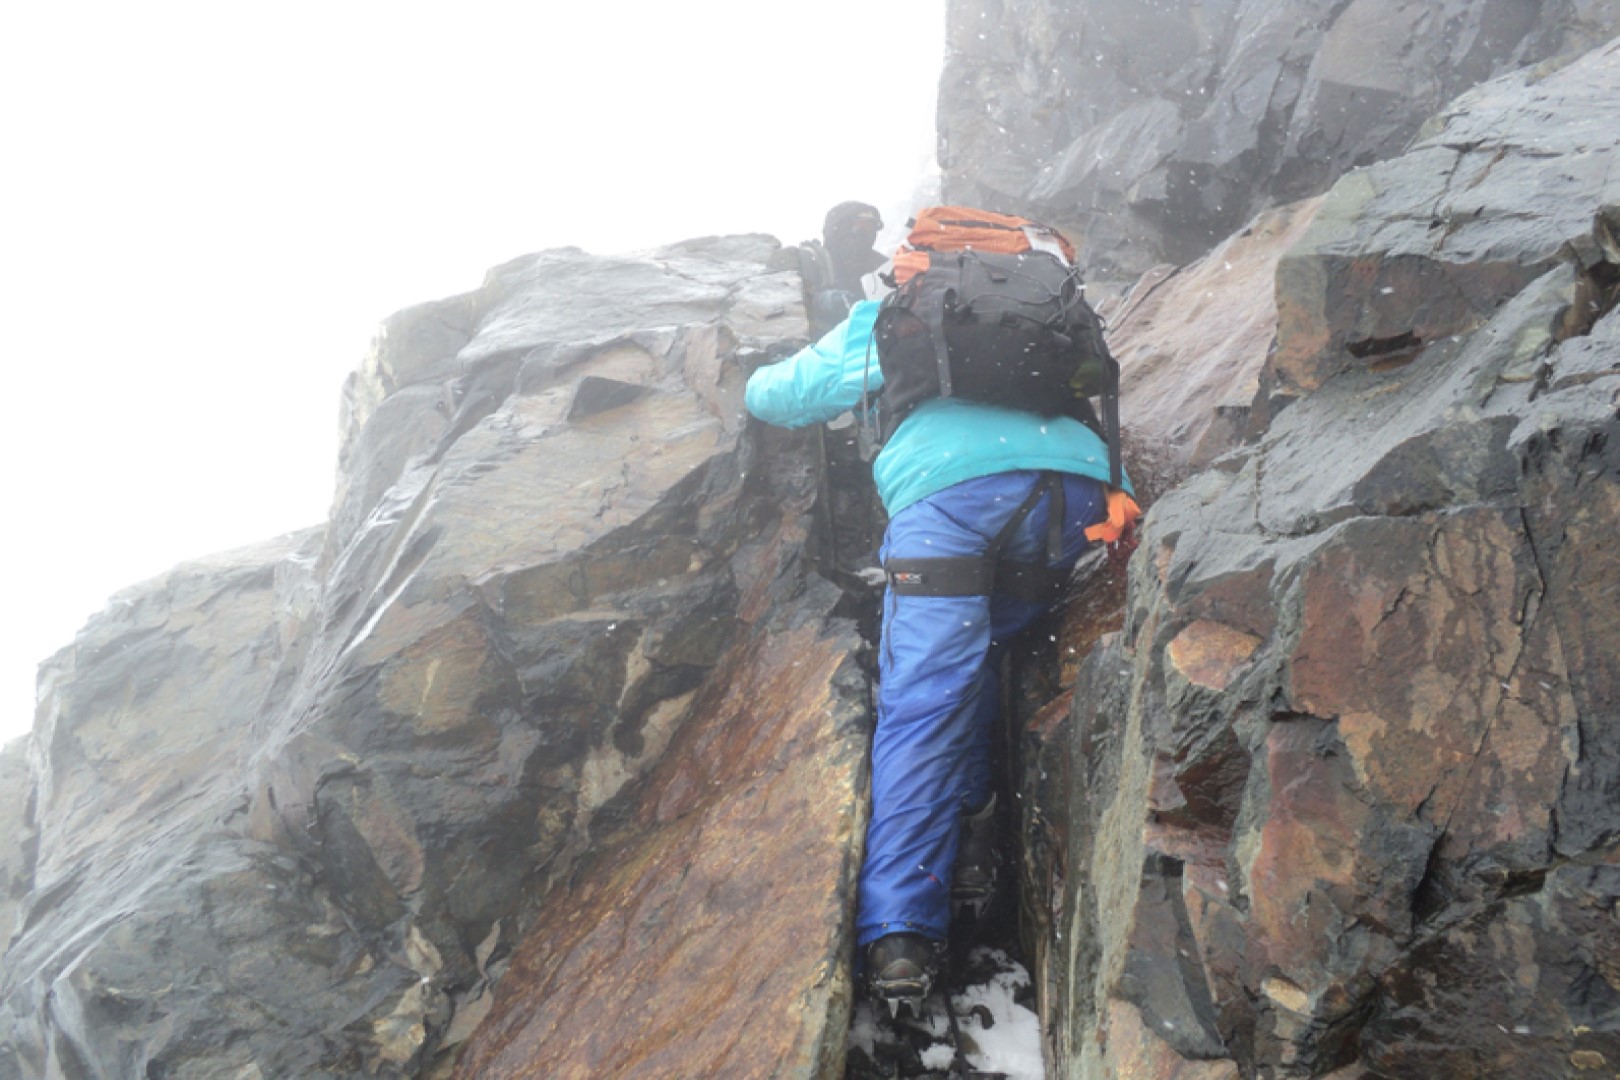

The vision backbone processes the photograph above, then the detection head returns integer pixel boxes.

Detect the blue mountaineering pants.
[857,469,1107,946]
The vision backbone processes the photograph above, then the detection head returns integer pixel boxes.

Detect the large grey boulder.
[1032,40,1620,1077]
[0,740,35,969]
[1103,194,1326,471]
[0,236,870,1079]
[0,529,324,1076]
[940,0,1620,279]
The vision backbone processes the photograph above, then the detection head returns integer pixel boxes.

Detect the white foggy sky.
[0,1,944,746]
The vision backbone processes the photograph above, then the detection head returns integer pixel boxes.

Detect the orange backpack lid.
[889,205,1077,285]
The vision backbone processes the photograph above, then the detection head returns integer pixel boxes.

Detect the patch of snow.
[847,949,1046,1078]
[952,948,1046,1080]
[847,1001,885,1059]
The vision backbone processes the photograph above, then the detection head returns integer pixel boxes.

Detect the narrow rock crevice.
[1346,330,1424,359]
[1558,248,1620,343]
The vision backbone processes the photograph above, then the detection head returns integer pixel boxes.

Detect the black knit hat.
[823,201,883,241]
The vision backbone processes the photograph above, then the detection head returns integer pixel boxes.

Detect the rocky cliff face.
[0,237,872,1078]
[5,7,1620,1080]
[1027,38,1620,1079]
[941,0,1620,279]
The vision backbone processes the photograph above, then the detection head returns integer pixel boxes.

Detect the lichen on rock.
[1031,38,1620,1078]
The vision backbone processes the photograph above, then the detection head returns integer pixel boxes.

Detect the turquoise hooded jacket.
[743,300,1127,516]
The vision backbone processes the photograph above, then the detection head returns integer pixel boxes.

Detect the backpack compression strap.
[884,472,1068,603]
[1102,353,1123,488]
[914,254,957,399]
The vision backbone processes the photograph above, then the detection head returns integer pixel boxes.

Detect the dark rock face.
[0,529,326,1073]
[7,9,1620,1080]
[1104,195,1326,472]
[940,0,1620,278]
[0,236,867,1078]
[1036,41,1620,1078]
[1270,44,1620,401]
[451,584,868,1079]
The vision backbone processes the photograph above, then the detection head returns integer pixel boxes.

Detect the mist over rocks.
[0,742,33,966]
[940,0,1620,280]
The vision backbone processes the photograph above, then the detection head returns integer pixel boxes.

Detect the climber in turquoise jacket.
[746,298,1133,1008]
[745,302,1120,515]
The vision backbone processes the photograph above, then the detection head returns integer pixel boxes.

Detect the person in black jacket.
[799,201,886,336]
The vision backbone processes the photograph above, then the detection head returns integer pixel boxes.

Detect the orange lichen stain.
[1293,511,1538,823]
[1167,620,1261,691]
[1143,819,1229,869]
[1262,975,1312,1015]
[1246,728,1362,961]
[1156,542,1175,583]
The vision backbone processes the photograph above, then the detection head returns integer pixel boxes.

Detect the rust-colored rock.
[0,236,861,1079]
[1041,41,1620,1079]
[1100,998,1241,1080]
[1167,620,1261,692]
[451,609,867,1080]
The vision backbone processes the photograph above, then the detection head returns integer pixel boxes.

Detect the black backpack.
[865,210,1121,487]
[797,241,862,338]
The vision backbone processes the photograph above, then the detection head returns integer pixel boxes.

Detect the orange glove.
[1082,482,1146,566]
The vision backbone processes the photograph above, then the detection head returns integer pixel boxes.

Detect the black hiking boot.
[951,794,998,920]
[867,932,941,1020]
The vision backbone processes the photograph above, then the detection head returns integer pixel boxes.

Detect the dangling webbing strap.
[926,265,955,399]
[884,472,1069,603]
[1102,357,1123,488]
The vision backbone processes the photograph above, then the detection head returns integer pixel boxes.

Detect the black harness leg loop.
[885,556,995,596]
[885,472,1071,603]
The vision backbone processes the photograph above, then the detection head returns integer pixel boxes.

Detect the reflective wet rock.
[1037,41,1620,1078]
[0,236,869,1079]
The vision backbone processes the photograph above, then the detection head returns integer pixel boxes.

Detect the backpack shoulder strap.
[797,240,836,293]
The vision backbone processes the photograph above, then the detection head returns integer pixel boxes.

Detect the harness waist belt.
[885,556,1066,604]
[883,471,1071,603]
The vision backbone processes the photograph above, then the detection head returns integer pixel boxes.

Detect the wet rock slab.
[1106,196,1325,470]
[1270,39,1620,399]
[939,0,1620,278]
[451,596,868,1079]
[0,236,870,1079]
[1041,40,1620,1079]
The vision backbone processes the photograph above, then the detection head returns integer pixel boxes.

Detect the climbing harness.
[883,471,1071,602]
